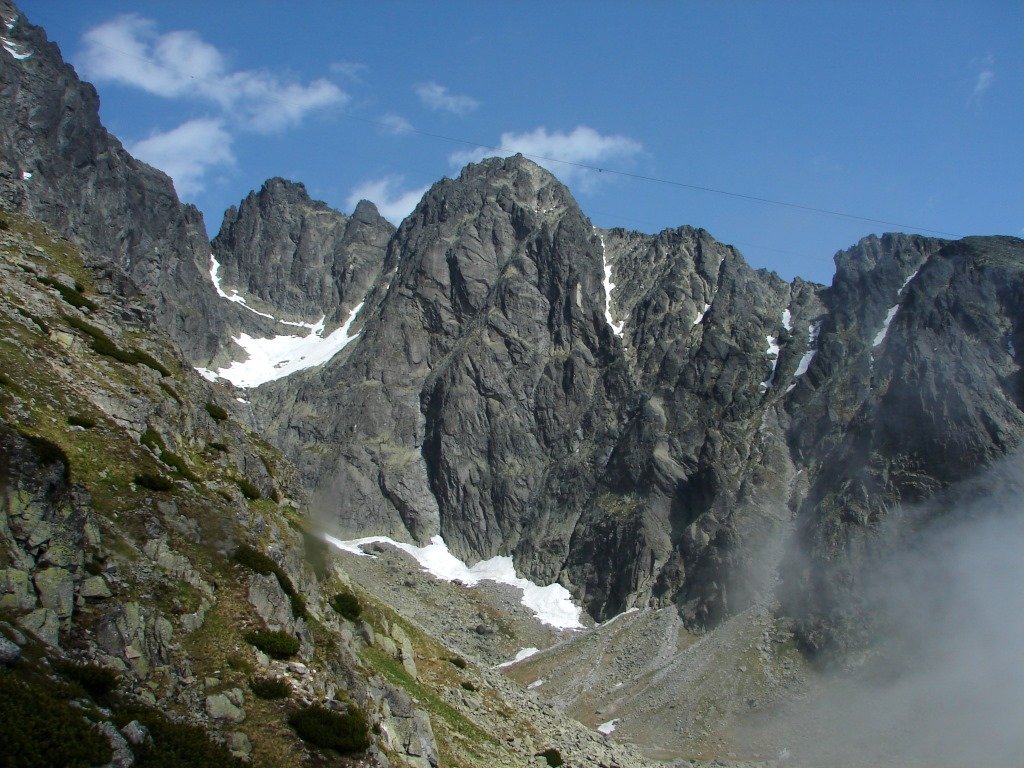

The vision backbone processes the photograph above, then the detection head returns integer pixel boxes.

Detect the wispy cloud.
[330,60,368,83]
[129,118,234,196]
[78,14,346,196]
[414,81,479,116]
[380,113,414,135]
[79,15,346,133]
[970,54,995,103]
[449,125,642,187]
[347,176,429,225]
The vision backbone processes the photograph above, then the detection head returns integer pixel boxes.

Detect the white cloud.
[330,60,368,83]
[380,113,414,135]
[449,125,642,186]
[414,81,479,116]
[346,177,429,225]
[129,118,234,197]
[79,14,346,133]
[970,54,995,102]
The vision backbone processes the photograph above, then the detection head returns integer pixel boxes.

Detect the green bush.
[160,451,198,482]
[16,307,48,334]
[141,428,166,453]
[205,402,228,421]
[117,706,246,768]
[16,429,70,481]
[208,441,228,452]
[537,748,564,767]
[235,476,261,500]
[245,630,300,659]
[158,380,183,405]
[249,676,290,700]
[64,315,170,376]
[330,591,362,622]
[232,545,305,619]
[39,275,98,311]
[288,704,369,754]
[0,670,113,768]
[231,545,273,574]
[53,659,119,700]
[449,656,468,670]
[134,472,174,492]
[67,414,96,429]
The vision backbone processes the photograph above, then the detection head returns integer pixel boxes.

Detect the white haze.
[770,453,1024,767]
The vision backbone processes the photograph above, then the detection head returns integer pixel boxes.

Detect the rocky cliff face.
[250,156,1024,642]
[212,178,393,326]
[249,156,819,624]
[6,0,1024,658]
[0,0,231,362]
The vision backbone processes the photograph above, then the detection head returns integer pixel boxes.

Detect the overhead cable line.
[80,35,958,239]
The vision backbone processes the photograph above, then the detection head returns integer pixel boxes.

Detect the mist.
[766,453,1024,767]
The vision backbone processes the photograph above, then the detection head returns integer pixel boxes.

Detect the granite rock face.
[0,0,227,361]
[252,157,1024,641]
[6,0,1024,652]
[211,178,393,326]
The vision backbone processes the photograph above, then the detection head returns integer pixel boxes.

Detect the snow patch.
[211,302,363,388]
[597,719,619,735]
[793,321,823,379]
[872,264,924,354]
[209,254,275,320]
[873,305,899,348]
[527,678,545,689]
[760,334,781,390]
[323,534,584,630]
[497,647,541,668]
[901,266,922,292]
[2,36,30,59]
[693,302,711,326]
[195,367,219,383]
[597,231,625,337]
[782,308,792,331]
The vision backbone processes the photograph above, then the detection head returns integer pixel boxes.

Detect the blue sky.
[18,1,1024,284]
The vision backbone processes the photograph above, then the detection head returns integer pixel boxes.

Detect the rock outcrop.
[212,178,393,325]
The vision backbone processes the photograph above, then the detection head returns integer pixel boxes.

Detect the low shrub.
[460,680,478,692]
[16,307,48,334]
[205,402,228,421]
[158,380,183,404]
[232,546,306,619]
[232,545,277,575]
[245,630,300,659]
[141,427,166,453]
[39,275,98,311]
[53,659,119,699]
[16,430,69,479]
[235,476,261,500]
[449,656,468,670]
[134,472,174,492]
[0,670,113,767]
[208,441,228,452]
[117,705,246,768]
[537,748,564,767]
[288,704,369,754]
[249,676,290,700]
[64,315,170,376]
[160,451,199,482]
[67,414,96,429]
[330,590,362,622]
